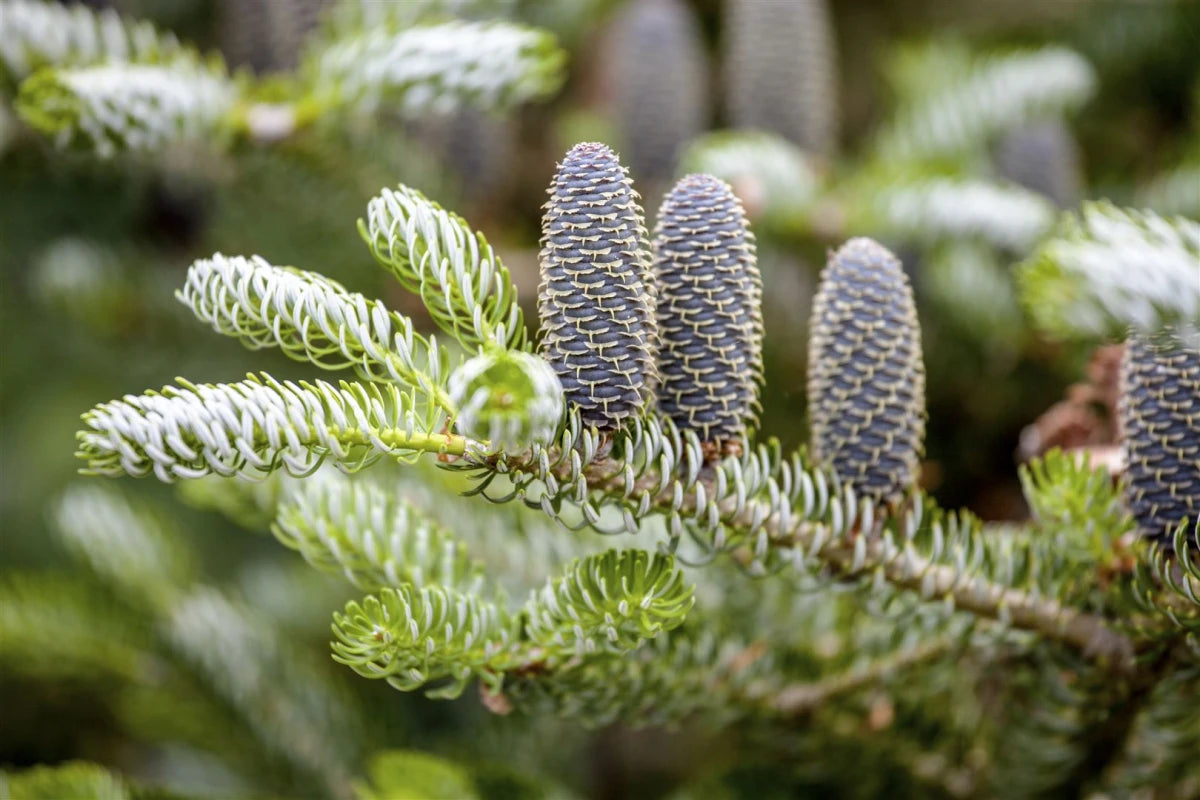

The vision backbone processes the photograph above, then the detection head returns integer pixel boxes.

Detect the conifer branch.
[361,186,527,351]
[332,583,514,699]
[765,637,953,717]
[1018,202,1200,340]
[679,131,820,221]
[51,486,364,797]
[16,60,235,157]
[273,474,488,595]
[77,374,474,482]
[178,253,453,412]
[876,46,1095,162]
[308,20,565,116]
[0,0,184,80]
[1139,161,1200,218]
[874,177,1056,250]
[475,428,1137,670]
[0,762,138,800]
[523,550,693,658]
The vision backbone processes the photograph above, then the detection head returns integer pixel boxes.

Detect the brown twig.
[764,638,954,717]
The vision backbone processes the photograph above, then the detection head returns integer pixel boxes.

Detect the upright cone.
[808,238,925,506]
[1119,332,1200,546]
[537,142,656,430]
[653,174,762,447]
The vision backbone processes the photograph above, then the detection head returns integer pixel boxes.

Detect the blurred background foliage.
[1,0,1198,798]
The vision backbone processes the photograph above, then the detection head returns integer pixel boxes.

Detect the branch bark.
[482,446,1140,674]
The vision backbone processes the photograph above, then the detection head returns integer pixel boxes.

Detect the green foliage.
[273,472,488,594]
[1018,202,1200,340]
[523,549,693,657]
[175,473,282,531]
[5,0,567,158]
[332,545,693,702]
[76,373,463,482]
[36,484,367,796]
[39,20,1198,781]
[55,484,197,606]
[1020,449,1130,548]
[0,0,183,82]
[355,750,480,800]
[361,184,528,351]
[178,253,452,409]
[871,176,1055,251]
[875,45,1095,163]
[922,240,1022,343]
[1,761,135,800]
[306,20,566,116]
[332,582,513,698]
[16,60,235,157]
[1104,656,1200,793]
[1140,161,1200,218]
[0,572,155,681]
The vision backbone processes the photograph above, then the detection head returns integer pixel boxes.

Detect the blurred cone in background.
[994,120,1083,208]
[604,0,709,214]
[724,0,838,156]
[219,0,331,73]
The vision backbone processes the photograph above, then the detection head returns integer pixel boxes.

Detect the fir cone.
[994,121,1082,208]
[608,0,708,197]
[538,142,657,430]
[219,0,330,73]
[808,238,925,506]
[1119,332,1200,546]
[724,0,838,155]
[653,174,762,446]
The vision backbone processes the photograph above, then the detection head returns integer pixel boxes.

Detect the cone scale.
[1119,332,1200,546]
[537,142,656,430]
[807,238,926,506]
[652,174,762,448]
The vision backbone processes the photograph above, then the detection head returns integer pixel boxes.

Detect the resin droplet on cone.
[653,174,762,448]
[808,238,925,506]
[537,142,657,430]
[1119,332,1200,546]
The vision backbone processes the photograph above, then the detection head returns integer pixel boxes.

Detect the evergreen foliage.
[16,59,234,157]
[1018,202,1200,340]
[5,0,567,156]
[7,3,1200,795]
[308,19,565,116]
[361,184,528,352]
[875,46,1095,163]
[873,176,1056,251]
[0,0,183,81]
